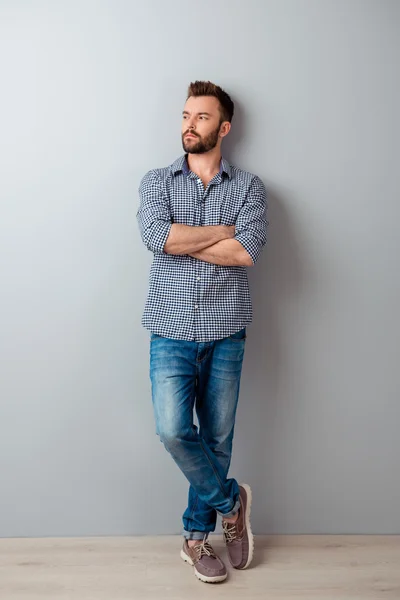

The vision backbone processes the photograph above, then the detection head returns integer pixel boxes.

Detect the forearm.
[189,239,253,266]
[164,224,234,255]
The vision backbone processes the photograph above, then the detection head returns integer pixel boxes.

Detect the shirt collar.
[171,154,232,180]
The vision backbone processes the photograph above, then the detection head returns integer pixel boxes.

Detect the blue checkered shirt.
[137,154,268,342]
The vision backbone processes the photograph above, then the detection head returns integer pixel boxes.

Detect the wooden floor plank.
[0,535,399,599]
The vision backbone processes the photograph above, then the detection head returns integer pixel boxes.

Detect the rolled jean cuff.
[183,530,210,541]
[218,498,241,519]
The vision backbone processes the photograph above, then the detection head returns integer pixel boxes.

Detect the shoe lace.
[222,520,238,544]
[194,540,216,559]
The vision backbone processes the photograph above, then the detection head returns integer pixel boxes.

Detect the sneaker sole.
[238,482,254,569]
[180,550,228,583]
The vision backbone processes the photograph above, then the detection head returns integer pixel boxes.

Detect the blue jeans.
[149,328,246,540]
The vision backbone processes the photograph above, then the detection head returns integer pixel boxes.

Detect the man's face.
[182,96,226,154]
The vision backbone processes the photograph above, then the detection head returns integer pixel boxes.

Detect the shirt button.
[196,277,200,281]
[194,304,199,309]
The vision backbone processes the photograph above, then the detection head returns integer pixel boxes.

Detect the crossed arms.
[163,224,252,266]
[137,170,268,267]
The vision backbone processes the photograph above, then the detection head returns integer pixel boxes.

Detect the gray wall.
[0,0,399,537]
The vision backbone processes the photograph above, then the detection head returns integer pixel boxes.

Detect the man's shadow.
[220,101,312,550]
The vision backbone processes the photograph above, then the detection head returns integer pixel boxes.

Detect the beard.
[182,124,221,154]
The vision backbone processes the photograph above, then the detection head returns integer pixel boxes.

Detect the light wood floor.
[0,535,399,599]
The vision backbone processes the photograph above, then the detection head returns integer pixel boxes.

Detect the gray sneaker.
[180,538,228,583]
[222,483,254,569]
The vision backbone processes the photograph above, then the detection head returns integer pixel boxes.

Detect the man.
[137,81,268,584]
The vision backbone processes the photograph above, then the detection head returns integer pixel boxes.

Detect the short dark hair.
[187,81,234,123]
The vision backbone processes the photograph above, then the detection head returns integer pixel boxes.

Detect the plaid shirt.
[137,154,268,342]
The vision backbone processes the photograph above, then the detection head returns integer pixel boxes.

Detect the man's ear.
[219,121,231,139]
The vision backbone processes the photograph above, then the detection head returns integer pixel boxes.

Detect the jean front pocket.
[228,327,247,342]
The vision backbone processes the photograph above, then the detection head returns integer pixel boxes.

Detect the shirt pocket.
[169,196,196,225]
[219,192,243,226]
[202,188,243,226]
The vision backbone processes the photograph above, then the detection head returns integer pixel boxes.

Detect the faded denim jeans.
[150,328,246,540]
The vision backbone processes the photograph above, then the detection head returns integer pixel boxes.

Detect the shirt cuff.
[151,221,172,254]
[234,233,261,265]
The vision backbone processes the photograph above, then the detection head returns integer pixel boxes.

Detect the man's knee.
[158,424,194,449]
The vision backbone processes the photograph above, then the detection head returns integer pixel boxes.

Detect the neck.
[186,147,222,177]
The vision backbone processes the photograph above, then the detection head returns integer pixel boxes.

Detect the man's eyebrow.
[182,111,212,116]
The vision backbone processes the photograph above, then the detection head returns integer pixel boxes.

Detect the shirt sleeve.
[137,170,172,254]
[234,175,268,264]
